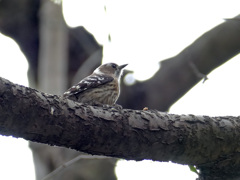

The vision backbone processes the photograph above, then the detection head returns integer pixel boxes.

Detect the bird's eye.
[111,64,117,69]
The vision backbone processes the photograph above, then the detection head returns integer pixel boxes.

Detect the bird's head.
[94,63,128,79]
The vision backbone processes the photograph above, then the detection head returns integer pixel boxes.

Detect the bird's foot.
[112,104,123,110]
[92,103,122,111]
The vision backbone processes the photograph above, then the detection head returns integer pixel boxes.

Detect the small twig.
[41,154,110,180]
[189,61,208,83]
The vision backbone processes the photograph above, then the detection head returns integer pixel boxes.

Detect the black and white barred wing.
[63,74,114,97]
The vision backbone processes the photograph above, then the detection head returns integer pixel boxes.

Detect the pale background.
[0,0,240,179]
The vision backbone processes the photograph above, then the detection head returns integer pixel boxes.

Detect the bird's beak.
[119,64,128,70]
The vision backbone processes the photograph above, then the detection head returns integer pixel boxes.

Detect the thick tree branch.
[1,77,240,178]
[119,14,240,111]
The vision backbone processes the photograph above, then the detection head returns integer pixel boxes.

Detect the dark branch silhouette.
[119,14,240,111]
[1,77,240,179]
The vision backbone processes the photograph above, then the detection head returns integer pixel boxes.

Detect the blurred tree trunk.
[28,1,117,180]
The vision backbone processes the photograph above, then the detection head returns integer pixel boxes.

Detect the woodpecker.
[63,63,128,105]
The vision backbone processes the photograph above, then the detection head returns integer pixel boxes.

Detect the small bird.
[63,62,128,106]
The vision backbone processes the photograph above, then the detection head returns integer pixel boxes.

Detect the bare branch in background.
[119,14,240,111]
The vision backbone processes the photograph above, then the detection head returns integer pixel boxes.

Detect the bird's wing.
[63,74,114,96]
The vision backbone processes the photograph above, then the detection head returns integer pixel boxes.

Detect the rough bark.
[1,77,240,179]
[1,1,240,179]
[30,1,115,180]
[0,1,110,179]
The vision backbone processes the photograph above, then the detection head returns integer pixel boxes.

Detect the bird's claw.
[92,103,122,111]
[112,104,123,110]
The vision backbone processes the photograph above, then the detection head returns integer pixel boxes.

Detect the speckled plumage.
[63,63,127,105]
